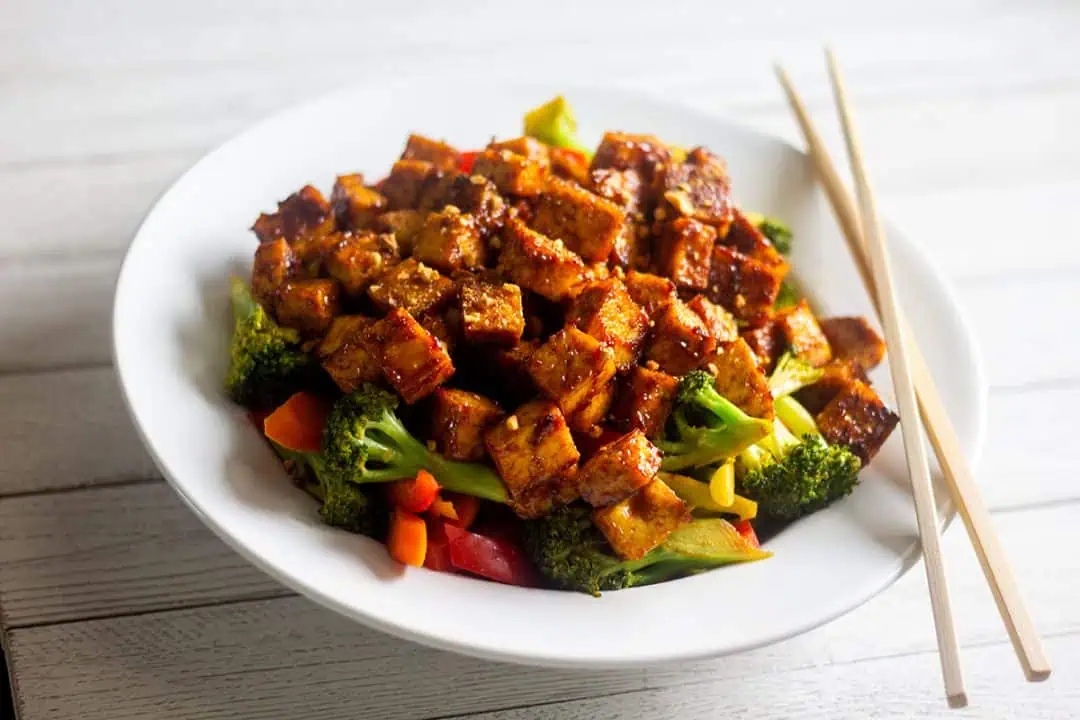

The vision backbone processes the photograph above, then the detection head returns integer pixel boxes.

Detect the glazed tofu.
[820,316,886,371]
[374,209,425,255]
[645,298,717,375]
[657,147,734,232]
[577,430,662,506]
[589,168,650,267]
[795,359,869,414]
[460,280,525,345]
[778,300,833,367]
[592,478,691,560]
[252,185,335,244]
[566,278,649,370]
[251,237,295,307]
[528,328,617,418]
[317,315,381,393]
[612,366,679,438]
[430,388,504,461]
[506,468,581,519]
[707,244,783,327]
[591,131,672,184]
[722,209,788,272]
[401,133,461,171]
[550,147,590,185]
[471,148,549,196]
[530,177,627,262]
[705,338,775,420]
[418,310,458,354]
[571,379,616,432]
[378,160,439,210]
[487,136,551,163]
[412,206,486,273]
[816,379,899,464]
[324,232,400,296]
[366,257,456,316]
[655,218,716,290]
[741,321,784,372]
[624,271,677,317]
[438,175,507,236]
[497,218,587,301]
[484,400,581,506]
[330,174,388,231]
[686,294,738,344]
[364,308,455,404]
[273,279,341,336]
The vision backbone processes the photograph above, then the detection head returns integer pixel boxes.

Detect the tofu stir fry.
[226,97,899,594]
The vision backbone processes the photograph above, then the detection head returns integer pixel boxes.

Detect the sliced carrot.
[389,469,440,513]
[428,496,459,522]
[444,492,481,529]
[388,508,427,567]
[263,392,330,453]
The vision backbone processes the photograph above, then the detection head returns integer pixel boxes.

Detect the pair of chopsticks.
[774,50,1051,707]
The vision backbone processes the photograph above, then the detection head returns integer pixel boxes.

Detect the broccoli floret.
[522,505,769,596]
[775,280,800,310]
[224,277,310,409]
[657,370,773,472]
[524,95,592,156]
[768,352,824,398]
[322,385,509,502]
[275,444,386,539]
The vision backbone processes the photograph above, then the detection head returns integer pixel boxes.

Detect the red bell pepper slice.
[262,392,330,453]
[458,150,480,174]
[734,519,761,549]
[443,523,536,586]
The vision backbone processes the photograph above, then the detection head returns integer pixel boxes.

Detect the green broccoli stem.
[230,276,260,321]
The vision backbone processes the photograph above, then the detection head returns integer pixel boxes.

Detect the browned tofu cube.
[273,279,341,336]
[528,328,617,419]
[364,308,455,404]
[723,209,788,272]
[741,320,783,372]
[566,279,648,370]
[252,185,335,244]
[821,316,886,371]
[657,147,734,233]
[577,430,662,507]
[412,206,486,273]
[704,338,775,420]
[624,271,676,317]
[317,315,381,393]
[612,366,679,438]
[707,244,783,327]
[777,300,833,368]
[655,218,717,290]
[795,359,869,414]
[419,310,458,354]
[324,232,399,296]
[367,258,456,316]
[550,147,590,185]
[530,177,627,262]
[374,209,426,255]
[460,280,525,345]
[484,400,581,503]
[686,294,738,344]
[570,379,616,433]
[592,477,691,560]
[497,218,587,301]
[646,299,717,375]
[471,149,548,196]
[430,388,504,461]
[589,168,650,267]
[438,175,508,236]
[251,237,295,307]
[330,174,388,231]
[816,379,899,464]
[487,136,551,163]
[507,469,581,519]
[591,131,671,185]
[401,134,461,171]
[377,160,439,210]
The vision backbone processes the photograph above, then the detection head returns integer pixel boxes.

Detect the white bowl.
[113,82,986,667]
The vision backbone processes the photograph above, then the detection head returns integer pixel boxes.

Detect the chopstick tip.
[947,692,969,709]
[1027,667,1052,682]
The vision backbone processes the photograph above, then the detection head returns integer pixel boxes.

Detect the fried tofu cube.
[401,134,461,171]
[530,177,627,262]
[528,328,617,419]
[460,280,525,345]
[612,366,679,438]
[707,244,783,327]
[273,279,341,336]
[430,388,504,461]
[252,185,334,244]
[330,174,388,231]
[723,209,788,272]
[374,209,426,255]
[577,430,662,507]
[440,175,508,236]
[591,132,672,183]
[324,232,400,296]
[821,316,886,371]
[367,258,456,316]
[570,380,616,433]
[646,299,717,375]
[507,469,581,519]
[624,271,676,317]
[471,149,548,196]
[777,300,833,367]
[795,359,869,414]
[251,237,295,306]
[487,136,551,163]
[497,218,587,301]
[705,338,775,420]
[816,379,899,464]
[419,310,458,354]
[657,147,734,232]
[378,160,439,210]
[686,294,738,344]
[317,315,380,393]
[566,279,649,371]
[592,478,691,560]
[484,400,581,502]
[413,206,486,273]
[741,320,784,372]
[589,168,650,267]
[364,308,455,404]
[550,147,590,185]
[656,218,717,290]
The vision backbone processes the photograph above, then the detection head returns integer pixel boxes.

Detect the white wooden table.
[1,2,1077,717]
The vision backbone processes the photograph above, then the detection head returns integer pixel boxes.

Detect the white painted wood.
[6,503,1075,719]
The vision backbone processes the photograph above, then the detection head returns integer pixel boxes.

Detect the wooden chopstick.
[774,57,1052,686]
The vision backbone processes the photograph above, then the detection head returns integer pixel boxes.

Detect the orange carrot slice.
[263,392,330,453]
[389,470,440,513]
[388,508,427,567]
